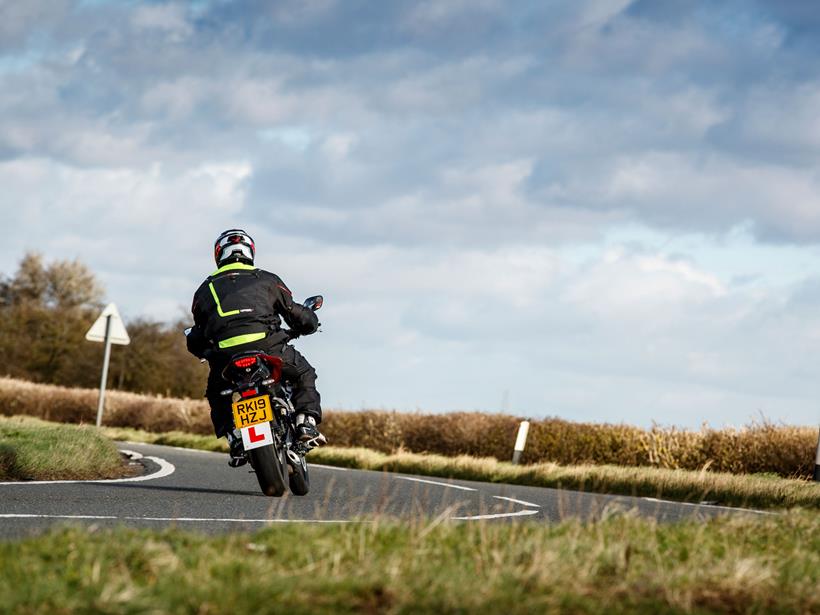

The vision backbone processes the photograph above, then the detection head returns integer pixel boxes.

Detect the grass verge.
[1,512,818,614]
[102,426,820,510]
[0,416,125,481]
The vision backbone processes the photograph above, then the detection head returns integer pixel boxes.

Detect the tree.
[0,253,103,387]
[0,252,206,397]
[108,319,207,399]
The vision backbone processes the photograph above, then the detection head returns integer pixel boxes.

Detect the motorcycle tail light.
[233,357,257,368]
[241,388,258,398]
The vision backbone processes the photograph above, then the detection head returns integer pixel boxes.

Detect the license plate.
[232,395,272,428]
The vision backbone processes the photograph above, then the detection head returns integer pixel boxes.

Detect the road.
[0,442,769,538]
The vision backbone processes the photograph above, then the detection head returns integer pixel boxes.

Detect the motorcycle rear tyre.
[249,443,288,497]
[288,454,310,496]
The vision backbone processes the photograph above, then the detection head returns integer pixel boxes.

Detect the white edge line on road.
[167,446,214,454]
[0,514,356,524]
[0,514,117,520]
[396,476,476,492]
[0,451,175,486]
[310,464,350,471]
[122,441,217,455]
[641,497,775,516]
[452,510,539,521]
[493,496,540,508]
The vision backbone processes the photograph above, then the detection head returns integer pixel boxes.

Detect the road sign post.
[85,303,130,427]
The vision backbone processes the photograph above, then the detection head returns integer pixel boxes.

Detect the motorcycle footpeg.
[303,434,327,450]
[228,456,247,468]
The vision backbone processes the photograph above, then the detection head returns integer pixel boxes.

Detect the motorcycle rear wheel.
[249,443,288,497]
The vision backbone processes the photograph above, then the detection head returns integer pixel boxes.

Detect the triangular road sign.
[85,303,130,345]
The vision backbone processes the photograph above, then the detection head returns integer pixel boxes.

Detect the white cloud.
[401,0,503,32]
[131,3,193,42]
[0,0,819,427]
[597,152,820,240]
[269,0,338,25]
[729,82,820,155]
[0,158,249,224]
[564,249,726,321]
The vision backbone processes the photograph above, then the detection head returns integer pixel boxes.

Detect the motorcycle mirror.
[183,327,193,337]
[303,295,323,311]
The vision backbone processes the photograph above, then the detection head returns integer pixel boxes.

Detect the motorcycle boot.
[226,429,247,467]
[294,413,327,448]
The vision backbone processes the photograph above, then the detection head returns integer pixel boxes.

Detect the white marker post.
[85,303,130,427]
[512,420,530,465]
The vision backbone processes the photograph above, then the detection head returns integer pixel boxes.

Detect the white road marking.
[396,476,477,492]
[0,451,175,486]
[452,510,540,521]
[167,446,215,454]
[0,514,116,520]
[0,514,355,524]
[641,497,775,515]
[493,496,540,508]
[122,441,218,455]
[310,464,350,472]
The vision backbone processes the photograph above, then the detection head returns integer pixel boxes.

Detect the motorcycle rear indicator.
[234,357,257,368]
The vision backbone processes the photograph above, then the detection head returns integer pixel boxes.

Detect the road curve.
[0,442,769,538]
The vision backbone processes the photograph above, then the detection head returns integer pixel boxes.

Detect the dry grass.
[1,512,818,613]
[308,447,820,510]
[326,410,818,478]
[2,376,817,477]
[0,376,212,433]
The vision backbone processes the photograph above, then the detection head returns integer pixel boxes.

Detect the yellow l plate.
[232,395,272,429]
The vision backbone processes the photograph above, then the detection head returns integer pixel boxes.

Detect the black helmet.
[214,229,255,266]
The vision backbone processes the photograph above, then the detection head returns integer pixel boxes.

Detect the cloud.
[131,3,193,41]
[564,249,726,321]
[1,0,819,426]
[0,0,74,51]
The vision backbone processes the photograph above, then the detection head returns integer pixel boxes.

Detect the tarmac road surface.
[0,442,770,538]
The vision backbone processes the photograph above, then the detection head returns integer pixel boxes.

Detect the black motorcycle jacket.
[186,261,318,359]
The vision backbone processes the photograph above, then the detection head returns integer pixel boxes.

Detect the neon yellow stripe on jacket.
[208,282,240,317]
[218,332,267,349]
[211,262,256,276]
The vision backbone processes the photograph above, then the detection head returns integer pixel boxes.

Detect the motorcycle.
[185,295,324,497]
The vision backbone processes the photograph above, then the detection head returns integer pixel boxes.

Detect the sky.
[1,0,819,428]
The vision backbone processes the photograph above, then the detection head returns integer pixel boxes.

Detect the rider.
[186,229,326,465]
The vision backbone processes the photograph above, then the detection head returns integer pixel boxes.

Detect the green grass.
[1,511,818,614]
[0,416,125,481]
[102,426,820,511]
[103,425,229,452]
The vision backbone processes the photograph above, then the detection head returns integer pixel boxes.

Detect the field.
[0,511,818,614]
[0,416,125,481]
[2,376,816,477]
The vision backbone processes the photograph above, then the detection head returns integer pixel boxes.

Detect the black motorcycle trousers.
[205,343,322,438]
